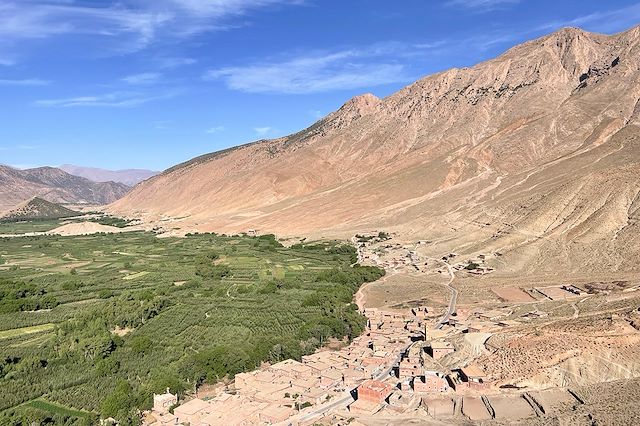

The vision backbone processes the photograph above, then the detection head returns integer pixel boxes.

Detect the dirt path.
[354,273,393,311]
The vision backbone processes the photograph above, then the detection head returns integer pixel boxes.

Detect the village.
[145,233,596,425]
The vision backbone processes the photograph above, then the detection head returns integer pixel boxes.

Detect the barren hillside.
[0,197,78,221]
[110,25,640,274]
[0,165,130,212]
[60,164,158,186]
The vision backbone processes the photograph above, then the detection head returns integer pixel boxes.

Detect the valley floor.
[154,233,640,425]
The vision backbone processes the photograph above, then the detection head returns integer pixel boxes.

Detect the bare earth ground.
[348,233,640,425]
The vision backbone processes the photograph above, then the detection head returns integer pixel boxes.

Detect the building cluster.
[146,308,416,425]
[146,303,501,425]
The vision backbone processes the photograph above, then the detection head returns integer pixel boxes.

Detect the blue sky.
[1,0,639,171]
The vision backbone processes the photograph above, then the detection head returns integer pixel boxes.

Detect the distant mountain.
[60,164,158,186]
[0,197,79,221]
[112,25,640,274]
[0,165,130,212]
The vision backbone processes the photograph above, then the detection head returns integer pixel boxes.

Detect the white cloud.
[157,57,197,69]
[122,72,162,85]
[0,2,172,52]
[204,47,411,94]
[254,126,272,135]
[8,164,39,169]
[446,0,520,11]
[205,126,225,133]
[0,1,302,52]
[536,4,640,34]
[35,90,179,107]
[0,78,50,86]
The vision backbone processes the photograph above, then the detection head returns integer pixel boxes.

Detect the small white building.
[153,388,177,414]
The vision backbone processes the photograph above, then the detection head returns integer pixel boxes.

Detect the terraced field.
[0,223,382,425]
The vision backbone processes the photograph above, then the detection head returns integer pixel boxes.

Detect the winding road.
[436,262,458,329]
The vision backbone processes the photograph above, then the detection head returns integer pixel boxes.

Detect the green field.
[0,224,383,425]
[0,214,134,235]
[0,323,55,340]
[0,219,65,234]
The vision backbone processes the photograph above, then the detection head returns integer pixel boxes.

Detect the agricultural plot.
[0,225,383,425]
[0,323,55,340]
[0,219,63,235]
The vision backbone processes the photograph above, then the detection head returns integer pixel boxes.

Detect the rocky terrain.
[60,164,158,186]
[0,165,130,212]
[110,25,640,276]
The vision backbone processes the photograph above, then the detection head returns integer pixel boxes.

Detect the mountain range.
[59,164,157,186]
[0,165,130,212]
[108,25,640,274]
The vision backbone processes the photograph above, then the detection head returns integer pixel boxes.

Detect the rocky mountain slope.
[0,165,130,212]
[0,197,79,221]
[110,25,640,274]
[60,164,158,186]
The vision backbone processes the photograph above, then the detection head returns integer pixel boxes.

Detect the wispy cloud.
[205,126,225,134]
[204,46,413,94]
[536,3,640,34]
[0,2,172,52]
[0,1,303,53]
[254,126,272,135]
[156,57,197,69]
[34,90,179,108]
[8,164,39,169]
[446,0,520,11]
[0,78,50,86]
[122,72,162,85]
[154,120,173,129]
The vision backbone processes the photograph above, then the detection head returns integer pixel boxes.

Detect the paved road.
[436,262,458,329]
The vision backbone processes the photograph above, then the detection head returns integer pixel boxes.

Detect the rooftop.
[359,379,394,394]
[430,340,454,349]
[174,398,211,415]
[461,364,486,378]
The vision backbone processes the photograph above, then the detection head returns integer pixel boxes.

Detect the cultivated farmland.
[0,223,383,425]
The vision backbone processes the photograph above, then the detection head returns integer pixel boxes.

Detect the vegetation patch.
[0,223,384,425]
[0,323,55,340]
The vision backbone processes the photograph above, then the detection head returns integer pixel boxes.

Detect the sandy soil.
[489,395,535,420]
[46,221,137,236]
[461,396,491,421]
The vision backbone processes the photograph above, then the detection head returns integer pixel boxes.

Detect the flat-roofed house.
[320,368,343,388]
[398,360,422,379]
[258,404,294,424]
[429,341,455,359]
[173,398,213,425]
[269,359,311,379]
[357,379,394,404]
[413,372,450,393]
[459,365,490,389]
